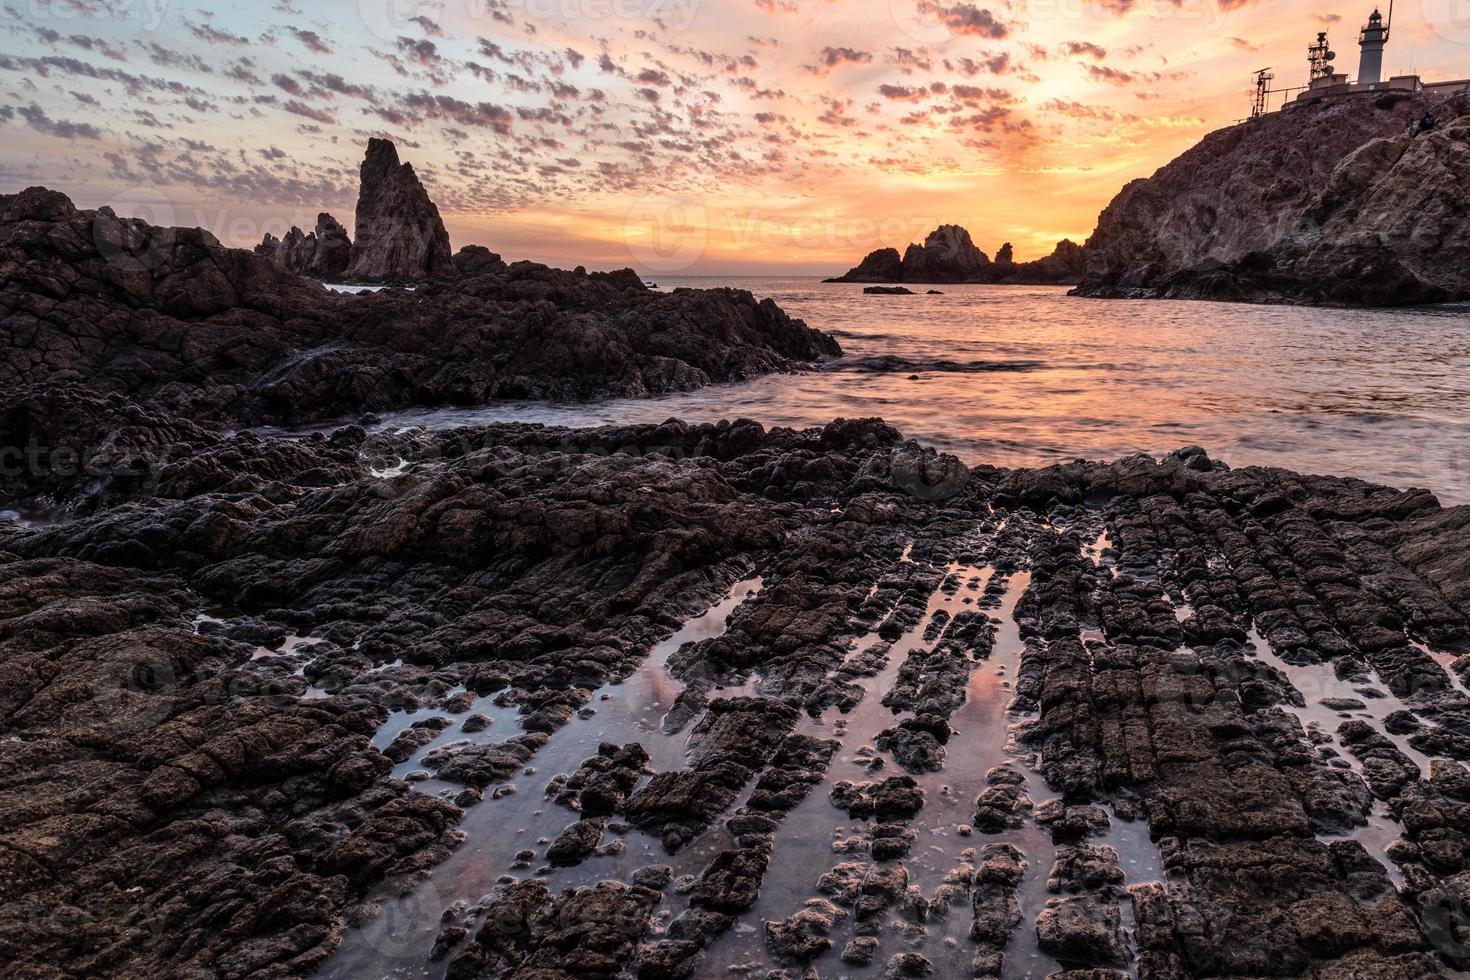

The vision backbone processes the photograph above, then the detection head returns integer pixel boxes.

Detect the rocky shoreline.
[2,380,1469,979]
[0,186,839,426]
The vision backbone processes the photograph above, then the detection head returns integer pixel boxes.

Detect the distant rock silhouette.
[827,226,1084,285]
[255,212,352,279]
[1073,92,1470,305]
[900,225,991,283]
[346,138,456,282]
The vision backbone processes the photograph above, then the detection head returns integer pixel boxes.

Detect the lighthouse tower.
[1358,8,1388,85]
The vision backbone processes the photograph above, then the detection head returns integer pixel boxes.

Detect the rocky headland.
[0,185,838,425]
[1073,92,1470,305]
[827,226,1086,286]
[2,382,1470,979]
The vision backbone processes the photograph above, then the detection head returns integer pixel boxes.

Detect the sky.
[2,0,1468,275]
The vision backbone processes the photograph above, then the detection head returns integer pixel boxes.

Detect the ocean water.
[377,279,1470,505]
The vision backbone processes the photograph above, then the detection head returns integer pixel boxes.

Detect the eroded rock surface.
[1,390,1468,978]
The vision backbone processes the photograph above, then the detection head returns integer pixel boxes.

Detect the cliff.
[1073,92,1470,305]
[827,227,1085,285]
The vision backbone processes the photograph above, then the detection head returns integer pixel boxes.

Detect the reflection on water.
[375,281,1470,504]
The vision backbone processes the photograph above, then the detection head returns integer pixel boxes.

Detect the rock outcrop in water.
[256,212,353,279]
[827,226,1085,285]
[1073,92,1470,305]
[0,186,838,424]
[3,381,1469,979]
[346,138,457,283]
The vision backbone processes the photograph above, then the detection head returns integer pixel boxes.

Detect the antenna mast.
[1308,31,1337,81]
[1252,67,1275,118]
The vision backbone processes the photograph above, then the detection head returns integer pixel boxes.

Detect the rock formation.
[899,224,992,282]
[0,186,839,424]
[255,212,352,279]
[346,138,457,282]
[827,227,1085,285]
[1073,92,1470,305]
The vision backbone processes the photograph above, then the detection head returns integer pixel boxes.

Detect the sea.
[374,279,1470,506]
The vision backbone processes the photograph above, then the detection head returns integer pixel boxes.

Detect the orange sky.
[3,0,1467,274]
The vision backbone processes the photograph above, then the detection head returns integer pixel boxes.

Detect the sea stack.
[346,137,456,282]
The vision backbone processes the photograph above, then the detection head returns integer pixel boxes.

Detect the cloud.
[289,28,332,55]
[186,20,249,45]
[922,3,1008,39]
[808,47,873,76]
[16,103,101,139]
[1062,41,1107,60]
[284,99,335,124]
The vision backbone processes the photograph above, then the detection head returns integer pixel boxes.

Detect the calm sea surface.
[379,279,1470,505]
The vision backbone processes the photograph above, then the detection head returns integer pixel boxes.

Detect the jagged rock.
[1074,93,1470,305]
[346,138,456,281]
[255,212,352,278]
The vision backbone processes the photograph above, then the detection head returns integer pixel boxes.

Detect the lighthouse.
[1358,8,1388,85]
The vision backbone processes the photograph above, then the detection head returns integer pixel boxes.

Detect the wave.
[831,355,1045,374]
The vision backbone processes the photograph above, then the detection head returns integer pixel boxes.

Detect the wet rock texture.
[1074,93,1470,306]
[2,388,1469,978]
[0,188,839,425]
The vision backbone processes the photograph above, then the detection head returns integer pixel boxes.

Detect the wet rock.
[883,950,934,978]
[421,733,549,787]
[765,899,847,963]
[634,865,675,890]
[973,765,1032,832]
[1034,800,1111,842]
[546,817,605,865]
[1035,896,1129,966]
[830,775,924,820]
[841,936,878,965]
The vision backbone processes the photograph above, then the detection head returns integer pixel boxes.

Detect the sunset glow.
[4,0,1468,273]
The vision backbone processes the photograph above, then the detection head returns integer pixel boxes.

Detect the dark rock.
[346,138,456,281]
[255,212,352,278]
[0,190,840,425]
[1073,93,1470,305]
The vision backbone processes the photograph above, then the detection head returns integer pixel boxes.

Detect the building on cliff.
[1284,7,1470,109]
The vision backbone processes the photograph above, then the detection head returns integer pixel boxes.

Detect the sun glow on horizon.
[2,0,1466,274]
